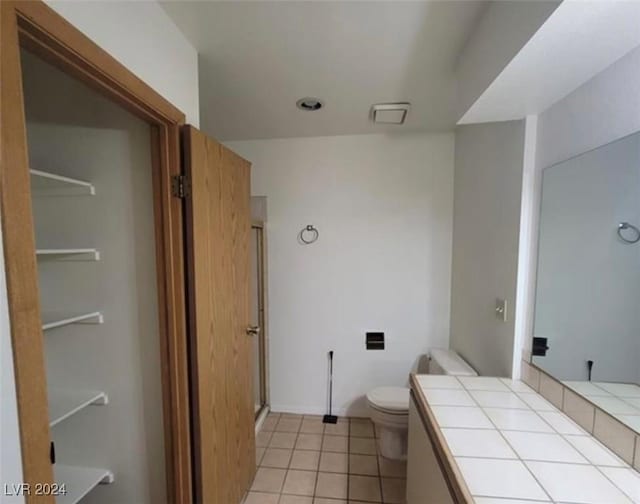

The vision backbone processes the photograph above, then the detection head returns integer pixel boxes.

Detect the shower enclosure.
[251,222,269,417]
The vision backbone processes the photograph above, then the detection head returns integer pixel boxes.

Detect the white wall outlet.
[495,298,507,322]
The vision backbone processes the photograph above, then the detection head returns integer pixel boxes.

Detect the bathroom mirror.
[532,130,640,434]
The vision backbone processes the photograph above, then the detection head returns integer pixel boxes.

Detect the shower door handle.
[246,326,260,336]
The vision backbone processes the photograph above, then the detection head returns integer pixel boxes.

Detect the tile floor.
[249,413,407,504]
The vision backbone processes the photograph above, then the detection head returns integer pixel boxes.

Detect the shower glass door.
[251,222,268,417]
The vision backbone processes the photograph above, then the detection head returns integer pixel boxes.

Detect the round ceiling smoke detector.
[296,97,323,111]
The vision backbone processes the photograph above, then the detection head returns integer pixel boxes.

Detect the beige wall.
[450,120,526,377]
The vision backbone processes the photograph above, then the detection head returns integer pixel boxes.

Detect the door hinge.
[171,174,191,199]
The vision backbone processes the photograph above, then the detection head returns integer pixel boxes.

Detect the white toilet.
[366,348,477,460]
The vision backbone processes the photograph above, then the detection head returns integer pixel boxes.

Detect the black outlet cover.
[366,332,384,350]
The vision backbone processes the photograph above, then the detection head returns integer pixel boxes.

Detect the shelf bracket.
[100,472,115,485]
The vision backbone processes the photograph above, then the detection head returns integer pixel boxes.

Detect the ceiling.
[160,1,488,140]
[459,0,640,124]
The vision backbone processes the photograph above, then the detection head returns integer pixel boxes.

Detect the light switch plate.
[495,298,507,322]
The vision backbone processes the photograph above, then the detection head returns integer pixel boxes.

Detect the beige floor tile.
[281,413,304,420]
[300,418,325,434]
[319,452,348,473]
[256,447,265,465]
[280,496,313,504]
[349,475,382,502]
[260,448,292,468]
[277,417,303,433]
[315,472,348,499]
[256,431,273,448]
[261,416,278,432]
[350,422,374,438]
[349,437,377,455]
[349,454,378,475]
[381,477,406,504]
[269,432,298,449]
[251,467,286,493]
[290,450,320,471]
[313,499,346,504]
[268,412,282,420]
[282,470,317,496]
[378,456,407,478]
[322,435,348,453]
[296,433,323,451]
[244,491,280,504]
[324,421,349,436]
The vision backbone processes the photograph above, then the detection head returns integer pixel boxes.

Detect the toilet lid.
[366,387,410,412]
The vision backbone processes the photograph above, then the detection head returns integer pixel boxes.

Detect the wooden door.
[183,126,256,504]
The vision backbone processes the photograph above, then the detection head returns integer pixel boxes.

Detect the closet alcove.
[22,48,167,504]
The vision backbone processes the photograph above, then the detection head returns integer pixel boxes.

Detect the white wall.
[512,115,539,378]
[533,132,640,383]
[450,120,526,377]
[226,133,454,416]
[45,0,199,126]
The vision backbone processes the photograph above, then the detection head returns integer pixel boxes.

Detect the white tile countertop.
[411,374,640,503]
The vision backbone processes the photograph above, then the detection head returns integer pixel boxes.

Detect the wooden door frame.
[251,221,269,417]
[0,2,191,503]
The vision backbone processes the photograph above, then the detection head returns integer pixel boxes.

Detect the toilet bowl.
[366,349,477,460]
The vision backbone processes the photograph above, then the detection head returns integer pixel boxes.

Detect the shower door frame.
[252,221,269,418]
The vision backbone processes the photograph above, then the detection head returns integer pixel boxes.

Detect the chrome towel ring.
[299,224,319,245]
[617,222,640,244]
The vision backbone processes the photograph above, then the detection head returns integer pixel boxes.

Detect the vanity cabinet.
[407,394,454,504]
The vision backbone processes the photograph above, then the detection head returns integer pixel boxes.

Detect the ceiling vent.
[370,103,410,125]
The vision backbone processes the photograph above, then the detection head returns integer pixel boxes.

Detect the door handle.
[246,326,260,336]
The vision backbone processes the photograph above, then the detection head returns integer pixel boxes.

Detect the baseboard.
[270,404,369,418]
[255,406,270,435]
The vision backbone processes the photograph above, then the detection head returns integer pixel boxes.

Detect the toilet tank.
[417,349,477,376]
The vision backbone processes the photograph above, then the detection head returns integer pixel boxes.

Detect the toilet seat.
[366,387,410,414]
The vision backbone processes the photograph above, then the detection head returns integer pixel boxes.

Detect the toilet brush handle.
[328,351,334,415]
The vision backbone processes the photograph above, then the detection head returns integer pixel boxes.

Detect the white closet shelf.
[49,389,108,427]
[36,249,100,261]
[42,312,104,331]
[54,465,114,504]
[30,169,95,196]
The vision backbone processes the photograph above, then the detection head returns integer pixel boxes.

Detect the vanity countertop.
[410,374,640,503]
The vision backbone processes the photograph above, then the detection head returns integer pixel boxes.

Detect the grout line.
[373,421,385,503]
[471,494,552,503]
[458,377,555,502]
[451,454,625,467]
[592,463,638,503]
[347,417,351,502]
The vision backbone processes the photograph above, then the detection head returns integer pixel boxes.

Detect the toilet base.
[375,424,408,460]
